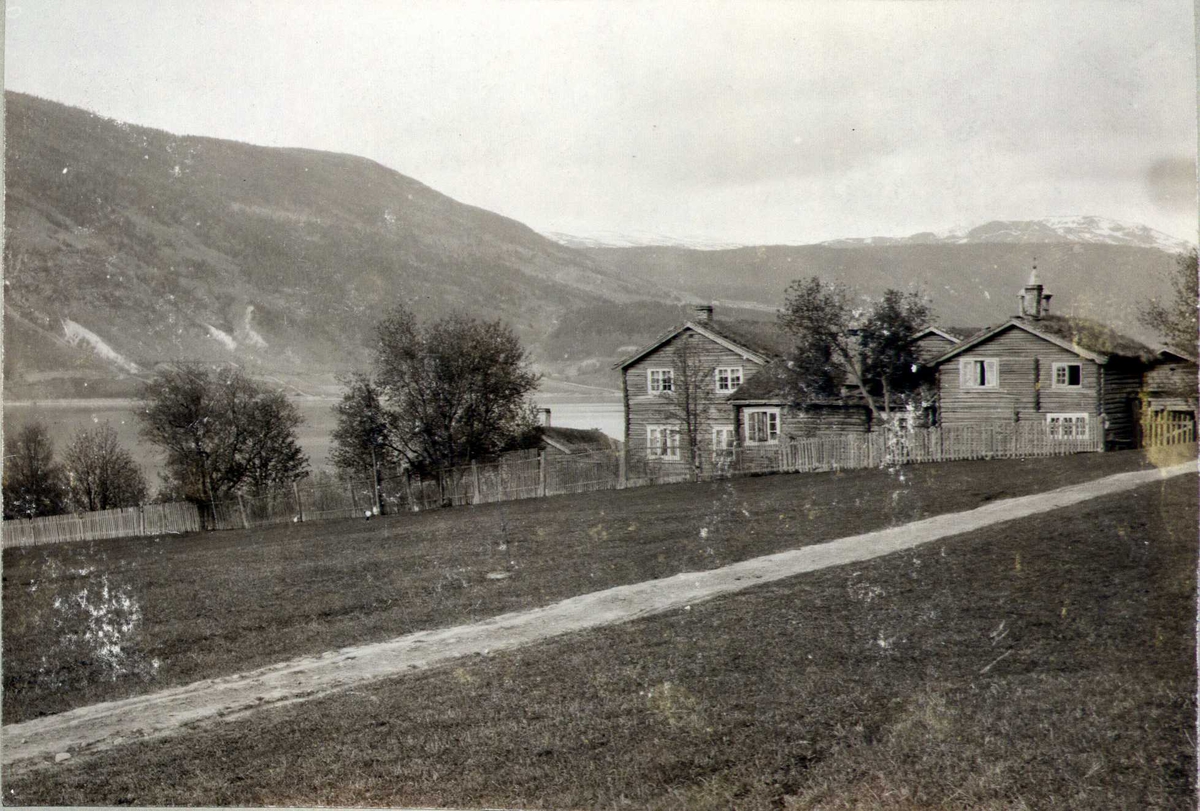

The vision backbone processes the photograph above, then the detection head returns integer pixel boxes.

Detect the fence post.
[472,460,481,505]
[293,481,305,522]
[618,450,627,490]
[138,505,147,537]
[237,494,249,529]
[538,450,547,498]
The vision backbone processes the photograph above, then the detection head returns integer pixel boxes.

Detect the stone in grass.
[485,571,512,580]
[54,752,71,763]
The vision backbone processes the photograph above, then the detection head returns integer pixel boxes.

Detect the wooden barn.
[932,272,1155,449]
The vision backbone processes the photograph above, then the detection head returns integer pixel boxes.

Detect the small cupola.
[692,304,714,323]
[1018,264,1052,320]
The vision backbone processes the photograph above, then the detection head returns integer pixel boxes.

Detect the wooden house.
[931,272,1154,448]
[910,326,980,366]
[1141,349,1197,415]
[727,361,872,449]
[614,306,788,473]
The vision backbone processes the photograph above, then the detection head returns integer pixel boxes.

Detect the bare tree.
[662,334,718,479]
[63,423,149,512]
[3,420,67,519]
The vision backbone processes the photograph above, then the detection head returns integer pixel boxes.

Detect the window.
[712,426,736,458]
[646,425,680,459]
[715,366,743,392]
[1052,362,1082,388]
[959,358,999,389]
[1046,413,1089,438]
[745,408,780,444]
[647,368,674,393]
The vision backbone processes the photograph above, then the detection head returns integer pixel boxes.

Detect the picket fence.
[2,502,201,549]
[4,421,1125,547]
[1140,411,1197,448]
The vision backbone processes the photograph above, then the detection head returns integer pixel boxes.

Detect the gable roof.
[1154,347,1198,364]
[538,426,621,455]
[911,326,983,344]
[932,314,1155,366]
[613,317,788,370]
[726,360,868,407]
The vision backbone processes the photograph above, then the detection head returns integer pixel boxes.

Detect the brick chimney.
[693,304,714,323]
[1018,265,1051,320]
[539,408,552,427]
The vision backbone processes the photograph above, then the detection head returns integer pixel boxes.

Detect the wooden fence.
[3,421,1115,548]
[2,502,201,549]
[1140,411,1197,448]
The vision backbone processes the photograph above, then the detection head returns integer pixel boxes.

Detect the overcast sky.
[6,0,1197,245]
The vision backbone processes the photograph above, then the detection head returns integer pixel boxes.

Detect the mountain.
[820,216,1193,254]
[3,92,660,398]
[4,92,1188,399]
[581,240,1185,348]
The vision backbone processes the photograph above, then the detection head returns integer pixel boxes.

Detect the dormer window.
[715,366,743,392]
[1052,362,1082,388]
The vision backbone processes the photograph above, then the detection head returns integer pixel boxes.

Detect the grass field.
[7,469,1194,808]
[1,450,1170,724]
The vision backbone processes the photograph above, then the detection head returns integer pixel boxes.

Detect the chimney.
[1019,264,1046,319]
[693,304,714,323]
[539,408,552,427]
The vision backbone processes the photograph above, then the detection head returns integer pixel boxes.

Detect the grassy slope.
[2,451,1164,723]
[8,472,1194,808]
[4,91,650,391]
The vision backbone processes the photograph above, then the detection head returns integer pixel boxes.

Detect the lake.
[2,397,624,485]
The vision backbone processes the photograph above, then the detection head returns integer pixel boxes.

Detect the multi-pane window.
[715,367,743,392]
[745,409,780,444]
[1052,362,1082,388]
[1046,413,1089,438]
[647,368,674,393]
[646,425,680,459]
[959,358,999,389]
[712,426,736,457]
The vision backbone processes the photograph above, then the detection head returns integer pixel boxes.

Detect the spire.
[1019,259,1048,319]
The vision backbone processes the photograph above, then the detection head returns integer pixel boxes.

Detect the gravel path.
[5,460,1193,774]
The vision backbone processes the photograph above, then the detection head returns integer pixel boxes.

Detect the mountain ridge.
[4,91,1186,398]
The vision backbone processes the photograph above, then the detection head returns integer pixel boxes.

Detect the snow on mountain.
[543,229,744,251]
[822,216,1194,254]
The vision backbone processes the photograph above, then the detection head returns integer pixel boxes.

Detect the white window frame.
[714,366,744,393]
[646,425,681,459]
[959,358,999,389]
[1046,413,1089,438]
[712,425,736,458]
[744,408,781,445]
[1052,362,1083,389]
[647,368,674,394]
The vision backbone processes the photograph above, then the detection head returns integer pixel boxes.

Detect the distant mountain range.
[4,91,1191,399]
[547,215,1193,254]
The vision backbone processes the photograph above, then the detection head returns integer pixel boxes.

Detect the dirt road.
[4,460,1193,774]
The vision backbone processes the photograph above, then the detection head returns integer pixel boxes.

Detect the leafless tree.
[662,334,719,479]
[63,422,148,512]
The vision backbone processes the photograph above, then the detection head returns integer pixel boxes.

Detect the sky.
[5,0,1198,245]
